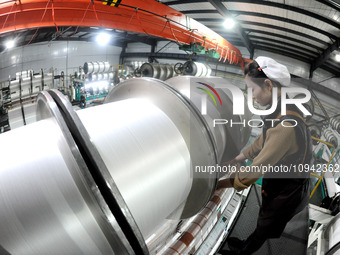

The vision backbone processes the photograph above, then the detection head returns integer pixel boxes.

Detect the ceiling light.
[96,33,111,46]
[335,54,340,62]
[5,39,15,49]
[223,18,235,29]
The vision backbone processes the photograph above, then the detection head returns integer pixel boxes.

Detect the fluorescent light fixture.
[335,54,340,62]
[223,18,235,29]
[96,32,111,46]
[5,39,15,49]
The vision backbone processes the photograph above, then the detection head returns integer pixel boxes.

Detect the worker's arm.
[217,133,263,190]
[216,152,246,189]
[221,134,263,166]
[218,123,299,191]
[217,135,262,190]
[233,123,298,191]
[242,133,264,161]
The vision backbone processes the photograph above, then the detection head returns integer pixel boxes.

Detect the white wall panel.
[126,42,151,53]
[156,41,183,54]
[0,41,122,84]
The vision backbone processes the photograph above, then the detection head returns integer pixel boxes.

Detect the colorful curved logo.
[196,82,222,106]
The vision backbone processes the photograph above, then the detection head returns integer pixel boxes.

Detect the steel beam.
[207,22,329,46]
[252,41,315,59]
[181,9,331,55]
[223,0,340,30]
[245,29,324,52]
[196,15,336,40]
[249,35,318,57]
[310,37,340,77]
[292,75,340,101]
[207,0,254,59]
[316,0,340,13]
[254,45,311,63]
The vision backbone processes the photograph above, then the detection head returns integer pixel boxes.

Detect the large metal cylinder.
[324,129,338,148]
[84,61,110,74]
[0,93,135,255]
[0,77,251,254]
[166,76,252,163]
[15,70,33,80]
[8,102,37,129]
[323,213,340,254]
[165,64,174,80]
[140,63,174,81]
[140,63,158,78]
[182,61,212,77]
[105,78,219,218]
[77,98,191,239]
[330,117,340,134]
[9,72,53,101]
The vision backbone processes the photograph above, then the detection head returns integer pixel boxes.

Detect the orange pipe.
[0,0,243,66]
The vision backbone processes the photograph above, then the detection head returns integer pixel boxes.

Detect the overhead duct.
[0,77,251,254]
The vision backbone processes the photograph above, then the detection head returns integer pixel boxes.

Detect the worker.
[217,56,313,255]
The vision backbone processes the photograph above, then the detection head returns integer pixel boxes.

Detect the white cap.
[255,56,291,87]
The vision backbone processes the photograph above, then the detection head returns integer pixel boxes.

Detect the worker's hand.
[216,178,233,190]
[220,158,238,167]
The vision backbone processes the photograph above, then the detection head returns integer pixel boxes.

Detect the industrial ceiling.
[162,0,340,78]
[0,0,339,78]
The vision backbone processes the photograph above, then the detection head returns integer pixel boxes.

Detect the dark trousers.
[239,229,267,254]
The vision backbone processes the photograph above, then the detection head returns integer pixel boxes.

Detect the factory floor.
[217,184,309,255]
